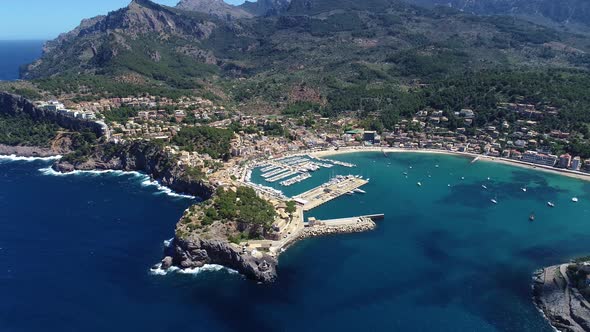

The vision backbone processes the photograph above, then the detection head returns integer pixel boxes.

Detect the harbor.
[293,175,369,211]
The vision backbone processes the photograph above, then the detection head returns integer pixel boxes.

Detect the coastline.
[308,147,590,182]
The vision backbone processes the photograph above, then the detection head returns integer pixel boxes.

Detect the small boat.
[428,175,432,178]
[547,202,555,207]
[354,189,366,194]
[366,178,370,182]
[417,182,422,187]
[435,165,439,168]
[529,213,535,222]
[403,172,408,175]
[482,185,488,190]
[487,177,491,181]
[491,198,498,204]
[461,177,465,180]
[447,184,451,187]
[347,191,354,196]
[522,188,527,192]
[572,197,579,203]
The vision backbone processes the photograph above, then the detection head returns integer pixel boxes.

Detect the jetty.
[305,214,384,227]
[294,175,368,211]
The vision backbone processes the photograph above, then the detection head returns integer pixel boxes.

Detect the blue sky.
[0,0,246,40]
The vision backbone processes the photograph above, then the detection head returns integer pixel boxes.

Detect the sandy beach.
[308,147,590,182]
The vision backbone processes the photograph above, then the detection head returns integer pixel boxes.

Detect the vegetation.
[0,112,60,147]
[200,187,277,236]
[171,126,233,160]
[60,129,99,164]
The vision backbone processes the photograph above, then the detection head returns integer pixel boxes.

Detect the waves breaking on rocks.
[149,263,238,276]
[0,154,62,162]
[37,165,195,199]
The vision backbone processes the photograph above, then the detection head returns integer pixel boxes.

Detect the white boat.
[417,182,422,187]
[347,191,354,196]
[353,189,366,194]
[448,184,451,187]
[435,165,439,168]
[547,202,555,207]
[366,178,370,182]
[482,185,488,190]
[522,188,527,192]
[487,177,491,181]
[491,199,498,204]
[461,177,465,180]
[572,197,579,202]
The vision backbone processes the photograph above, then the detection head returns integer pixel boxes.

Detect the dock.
[305,214,384,227]
[294,175,368,211]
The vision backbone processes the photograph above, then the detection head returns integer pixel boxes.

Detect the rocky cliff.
[163,235,277,282]
[533,264,590,332]
[53,140,215,198]
[0,92,107,138]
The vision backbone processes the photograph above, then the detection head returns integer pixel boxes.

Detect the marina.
[294,175,369,211]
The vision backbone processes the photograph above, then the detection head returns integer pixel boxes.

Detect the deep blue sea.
[2,153,590,331]
[0,41,44,81]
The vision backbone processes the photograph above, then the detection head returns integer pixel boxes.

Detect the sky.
[0,0,246,40]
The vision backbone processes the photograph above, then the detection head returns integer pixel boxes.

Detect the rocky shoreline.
[533,264,590,332]
[0,144,61,158]
[283,219,377,251]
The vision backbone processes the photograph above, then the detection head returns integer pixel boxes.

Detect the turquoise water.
[2,152,590,331]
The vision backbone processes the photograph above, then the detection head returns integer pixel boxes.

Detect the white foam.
[149,263,238,276]
[38,166,195,199]
[163,238,174,248]
[0,154,62,162]
[139,177,196,199]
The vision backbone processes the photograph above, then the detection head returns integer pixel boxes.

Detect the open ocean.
[0,40,44,81]
[1,153,590,331]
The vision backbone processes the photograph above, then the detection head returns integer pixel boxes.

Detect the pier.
[294,175,368,211]
[305,214,385,227]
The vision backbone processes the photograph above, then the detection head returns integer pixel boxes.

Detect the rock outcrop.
[0,92,107,138]
[533,264,590,332]
[165,235,277,283]
[53,140,215,198]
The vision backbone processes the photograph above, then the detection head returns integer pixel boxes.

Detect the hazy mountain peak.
[177,0,254,19]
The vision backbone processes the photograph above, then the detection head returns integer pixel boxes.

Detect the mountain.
[239,0,291,17]
[176,0,253,19]
[402,0,590,31]
[20,0,590,106]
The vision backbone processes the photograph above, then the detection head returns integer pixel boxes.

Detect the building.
[363,131,376,143]
[522,151,558,167]
[558,154,572,169]
[571,156,582,171]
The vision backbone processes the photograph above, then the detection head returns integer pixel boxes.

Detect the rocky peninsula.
[533,263,590,332]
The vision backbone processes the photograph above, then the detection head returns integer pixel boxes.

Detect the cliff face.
[0,92,107,138]
[164,236,277,282]
[53,140,215,198]
[533,264,590,332]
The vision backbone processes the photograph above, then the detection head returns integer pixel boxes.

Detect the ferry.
[572,197,579,203]
[547,202,555,207]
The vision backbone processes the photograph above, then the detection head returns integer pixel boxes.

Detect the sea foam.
[149,263,238,276]
[0,154,62,162]
[37,166,195,199]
